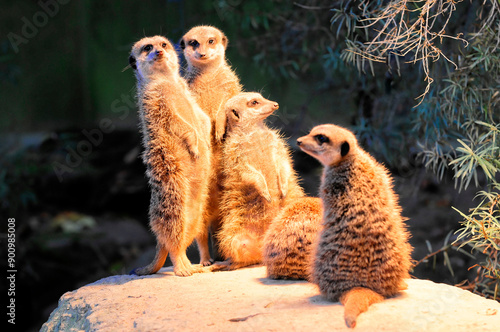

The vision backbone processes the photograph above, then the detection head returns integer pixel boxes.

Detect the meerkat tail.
[131,243,169,275]
[340,287,384,328]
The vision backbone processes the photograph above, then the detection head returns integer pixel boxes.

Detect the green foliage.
[329,0,500,298]
[454,183,500,299]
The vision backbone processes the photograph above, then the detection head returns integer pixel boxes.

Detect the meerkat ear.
[221,33,228,49]
[231,109,239,120]
[340,141,350,157]
[128,55,137,70]
[179,38,186,50]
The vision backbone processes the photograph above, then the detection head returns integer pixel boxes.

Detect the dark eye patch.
[315,134,329,145]
[143,44,153,52]
[188,40,199,47]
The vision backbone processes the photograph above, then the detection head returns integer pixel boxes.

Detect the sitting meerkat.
[180,26,243,258]
[218,92,304,269]
[263,197,322,280]
[128,35,213,276]
[297,124,412,328]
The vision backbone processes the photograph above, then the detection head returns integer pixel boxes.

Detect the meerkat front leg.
[276,154,291,199]
[214,100,228,142]
[169,96,203,159]
[179,129,200,159]
[242,163,271,202]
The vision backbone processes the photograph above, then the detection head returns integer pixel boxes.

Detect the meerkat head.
[297,124,358,167]
[129,36,179,85]
[180,26,227,68]
[224,92,279,132]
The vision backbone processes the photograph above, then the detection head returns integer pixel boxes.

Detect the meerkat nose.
[296,139,302,146]
[156,50,163,56]
[273,103,279,109]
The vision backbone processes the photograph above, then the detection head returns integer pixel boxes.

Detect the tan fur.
[218,92,304,269]
[181,26,243,256]
[129,36,213,276]
[340,288,384,328]
[297,124,412,328]
[263,197,322,280]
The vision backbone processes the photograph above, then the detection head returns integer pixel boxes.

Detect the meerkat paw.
[279,183,288,199]
[181,133,200,159]
[214,120,226,142]
[173,261,194,276]
[260,189,272,202]
[187,144,200,160]
[200,258,214,266]
[172,254,195,277]
[174,267,193,277]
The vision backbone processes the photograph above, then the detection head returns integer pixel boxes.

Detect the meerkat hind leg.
[196,231,214,266]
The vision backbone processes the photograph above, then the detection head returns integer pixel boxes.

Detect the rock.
[41,266,500,331]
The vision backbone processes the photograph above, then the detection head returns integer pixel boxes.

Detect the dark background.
[0,1,489,331]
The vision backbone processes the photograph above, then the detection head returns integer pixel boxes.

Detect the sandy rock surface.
[41,265,500,331]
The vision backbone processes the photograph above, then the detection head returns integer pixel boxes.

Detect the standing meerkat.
[180,26,243,256]
[263,197,322,280]
[180,25,242,140]
[128,35,213,276]
[218,92,304,269]
[297,124,412,328]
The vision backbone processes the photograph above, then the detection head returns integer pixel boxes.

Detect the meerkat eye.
[188,40,199,47]
[315,134,329,145]
[143,44,153,52]
[162,42,167,48]
[248,100,259,107]
[208,39,215,44]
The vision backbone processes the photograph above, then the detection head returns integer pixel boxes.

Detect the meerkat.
[217,92,305,269]
[263,197,322,280]
[297,124,412,328]
[180,26,243,257]
[128,35,213,276]
[180,25,242,140]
